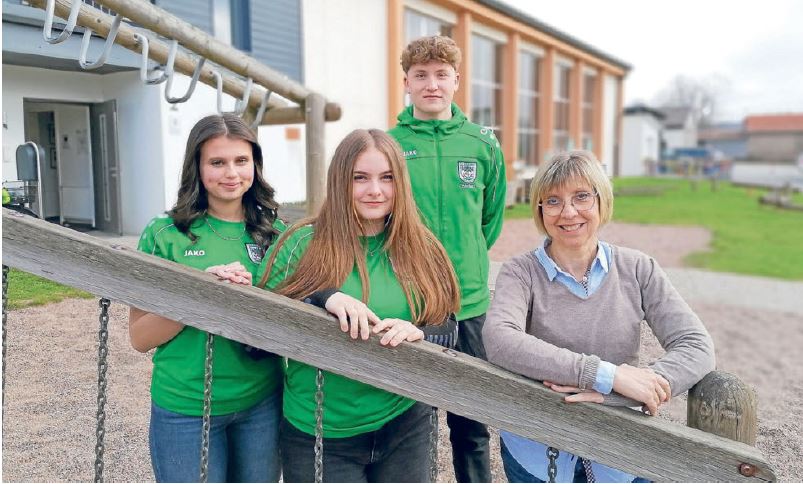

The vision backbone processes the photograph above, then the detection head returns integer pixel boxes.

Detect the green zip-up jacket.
[389,103,507,320]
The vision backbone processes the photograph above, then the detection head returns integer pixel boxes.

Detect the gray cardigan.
[482,245,715,405]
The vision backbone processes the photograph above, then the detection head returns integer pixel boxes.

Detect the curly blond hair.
[401,35,462,73]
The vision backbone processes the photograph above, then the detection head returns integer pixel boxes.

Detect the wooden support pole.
[305,93,327,216]
[1,209,777,483]
[688,371,758,447]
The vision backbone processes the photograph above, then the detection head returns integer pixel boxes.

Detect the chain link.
[94,298,111,483]
[200,332,215,483]
[2,266,9,416]
[314,368,325,483]
[428,406,439,482]
[547,447,559,483]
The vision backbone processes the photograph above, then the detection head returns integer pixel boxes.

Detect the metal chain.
[314,368,325,483]
[200,332,215,483]
[428,406,439,482]
[2,266,9,414]
[94,298,111,483]
[546,447,559,483]
[581,457,596,483]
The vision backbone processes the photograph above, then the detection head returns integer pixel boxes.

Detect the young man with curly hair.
[388,35,507,483]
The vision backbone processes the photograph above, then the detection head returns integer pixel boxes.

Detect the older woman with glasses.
[482,150,715,483]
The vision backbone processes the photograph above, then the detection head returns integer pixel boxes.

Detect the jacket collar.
[395,103,466,136]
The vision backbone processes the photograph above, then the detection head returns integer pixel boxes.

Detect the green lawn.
[5,268,92,310]
[506,177,803,280]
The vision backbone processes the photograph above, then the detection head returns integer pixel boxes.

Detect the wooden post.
[688,370,758,448]
[305,93,327,216]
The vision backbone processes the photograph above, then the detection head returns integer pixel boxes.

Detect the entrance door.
[90,101,122,234]
[55,105,95,226]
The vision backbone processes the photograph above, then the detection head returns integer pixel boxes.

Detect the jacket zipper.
[433,125,443,236]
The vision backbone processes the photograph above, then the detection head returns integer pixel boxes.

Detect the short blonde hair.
[529,150,614,235]
[401,35,461,73]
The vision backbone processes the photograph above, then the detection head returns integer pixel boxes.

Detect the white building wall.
[303,0,389,179]
[621,114,661,177]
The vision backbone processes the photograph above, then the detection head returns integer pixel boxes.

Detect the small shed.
[621,104,664,176]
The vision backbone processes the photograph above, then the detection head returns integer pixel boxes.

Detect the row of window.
[405,8,597,166]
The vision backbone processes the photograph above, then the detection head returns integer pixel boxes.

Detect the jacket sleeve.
[482,257,601,390]
[481,140,507,249]
[421,315,458,349]
[638,256,716,396]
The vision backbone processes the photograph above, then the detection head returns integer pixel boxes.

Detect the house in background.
[745,114,803,162]
[657,106,697,155]
[697,122,747,160]
[621,104,664,176]
[3,0,630,235]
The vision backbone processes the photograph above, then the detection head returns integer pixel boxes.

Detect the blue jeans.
[500,438,651,483]
[279,402,433,482]
[149,390,282,482]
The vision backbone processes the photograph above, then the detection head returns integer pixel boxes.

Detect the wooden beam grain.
[1,209,776,482]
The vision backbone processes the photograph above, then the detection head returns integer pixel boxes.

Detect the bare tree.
[653,75,729,127]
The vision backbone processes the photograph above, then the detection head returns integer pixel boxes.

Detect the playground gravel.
[2,220,801,482]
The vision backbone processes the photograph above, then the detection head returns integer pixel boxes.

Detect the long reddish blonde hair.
[258,129,459,324]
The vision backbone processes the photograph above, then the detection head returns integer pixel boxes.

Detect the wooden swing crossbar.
[28,0,334,214]
[29,0,341,126]
[1,209,777,482]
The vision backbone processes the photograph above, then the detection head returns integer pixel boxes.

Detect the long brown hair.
[258,129,459,324]
[170,114,280,248]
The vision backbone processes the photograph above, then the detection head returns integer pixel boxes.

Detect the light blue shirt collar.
[534,238,609,282]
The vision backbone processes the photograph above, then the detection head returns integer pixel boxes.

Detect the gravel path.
[2,221,801,482]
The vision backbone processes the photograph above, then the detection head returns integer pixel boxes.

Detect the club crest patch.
[457,161,477,188]
[245,243,264,264]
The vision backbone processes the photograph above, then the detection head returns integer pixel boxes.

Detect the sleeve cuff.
[592,361,616,394]
[303,288,339,308]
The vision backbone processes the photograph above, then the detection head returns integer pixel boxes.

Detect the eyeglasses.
[538,190,598,216]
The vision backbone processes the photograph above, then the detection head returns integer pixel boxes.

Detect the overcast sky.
[503,0,803,122]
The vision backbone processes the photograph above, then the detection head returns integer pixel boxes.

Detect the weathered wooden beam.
[28,0,342,126]
[261,103,342,126]
[1,209,775,482]
[89,0,314,105]
[29,0,285,111]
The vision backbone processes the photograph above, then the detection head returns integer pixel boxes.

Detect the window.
[213,0,251,52]
[582,73,595,151]
[553,63,571,152]
[471,34,503,141]
[230,0,251,52]
[518,51,540,166]
[404,9,452,43]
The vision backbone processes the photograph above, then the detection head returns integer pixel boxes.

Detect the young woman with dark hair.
[129,113,284,482]
[257,128,461,482]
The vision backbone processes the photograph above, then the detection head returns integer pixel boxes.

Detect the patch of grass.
[5,268,92,310]
[505,177,803,280]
